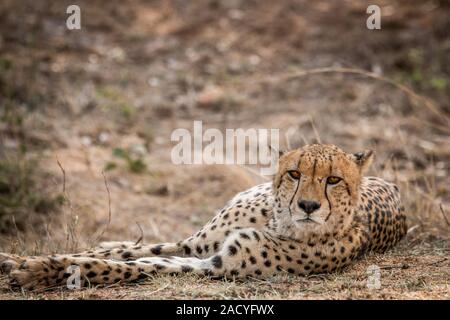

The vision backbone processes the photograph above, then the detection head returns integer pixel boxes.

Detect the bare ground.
[0,0,449,299]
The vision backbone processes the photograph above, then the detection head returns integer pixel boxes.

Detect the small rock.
[98,131,110,144]
[81,135,92,146]
[196,85,225,110]
[147,184,169,196]
[148,77,160,87]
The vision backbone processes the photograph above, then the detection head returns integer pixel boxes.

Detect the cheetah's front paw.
[0,253,24,275]
[9,257,62,290]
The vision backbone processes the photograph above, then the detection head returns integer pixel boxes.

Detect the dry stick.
[92,171,112,245]
[56,157,78,252]
[44,219,54,253]
[10,215,24,253]
[56,157,66,194]
[379,263,410,270]
[309,115,322,144]
[56,157,69,252]
[229,67,448,133]
[415,187,450,229]
[284,125,297,150]
[103,170,112,226]
[254,67,447,125]
[134,222,144,245]
[146,283,170,295]
[410,116,450,134]
[380,257,448,270]
[424,257,448,267]
[439,204,450,227]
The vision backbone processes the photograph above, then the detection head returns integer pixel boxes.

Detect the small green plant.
[103,161,118,172]
[96,86,136,120]
[429,77,447,91]
[404,48,448,91]
[0,57,12,72]
[106,147,147,174]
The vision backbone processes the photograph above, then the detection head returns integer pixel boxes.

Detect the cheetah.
[0,144,407,290]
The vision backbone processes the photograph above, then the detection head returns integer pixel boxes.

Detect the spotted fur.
[0,144,407,290]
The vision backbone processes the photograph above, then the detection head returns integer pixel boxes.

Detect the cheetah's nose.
[298,200,321,214]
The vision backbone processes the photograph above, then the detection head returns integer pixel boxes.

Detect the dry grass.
[0,0,449,299]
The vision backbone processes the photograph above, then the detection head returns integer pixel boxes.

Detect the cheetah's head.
[273,144,373,234]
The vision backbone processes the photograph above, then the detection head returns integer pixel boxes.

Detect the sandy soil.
[0,0,449,299]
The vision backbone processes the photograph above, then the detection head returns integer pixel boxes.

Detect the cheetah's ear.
[352,150,374,173]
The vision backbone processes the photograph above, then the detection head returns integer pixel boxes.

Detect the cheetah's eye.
[287,170,301,180]
[327,176,342,185]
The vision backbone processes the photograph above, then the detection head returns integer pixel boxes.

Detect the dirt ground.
[0,0,449,299]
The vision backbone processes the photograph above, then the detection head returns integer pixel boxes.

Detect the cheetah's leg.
[0,231,240,277]
[0,236,231,277]
[0,253,25,274]
[3,221,368,291]
[0,243,186,277]
[6,228,285,290]
[7,255,214,290]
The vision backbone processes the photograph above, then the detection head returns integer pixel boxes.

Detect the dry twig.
[56,157,66,194]
[56,157,79,252]
[91,171,113,245]
[424,257,448,267]
[379,263,410,270]
[258,67,446,124]
[439,204,450,227]
[134,222,144,245]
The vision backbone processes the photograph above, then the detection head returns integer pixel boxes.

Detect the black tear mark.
[324,183,333,222]
[324,160,334,222]
[345,181,352,198]
[287,155,303,216]
[312,157,317,179]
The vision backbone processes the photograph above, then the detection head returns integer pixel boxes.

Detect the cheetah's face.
[273,144,373,233]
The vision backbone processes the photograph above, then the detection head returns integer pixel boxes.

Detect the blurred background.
[0,0,449,256]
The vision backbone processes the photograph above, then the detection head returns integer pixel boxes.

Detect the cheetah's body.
[0,144,407,290]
